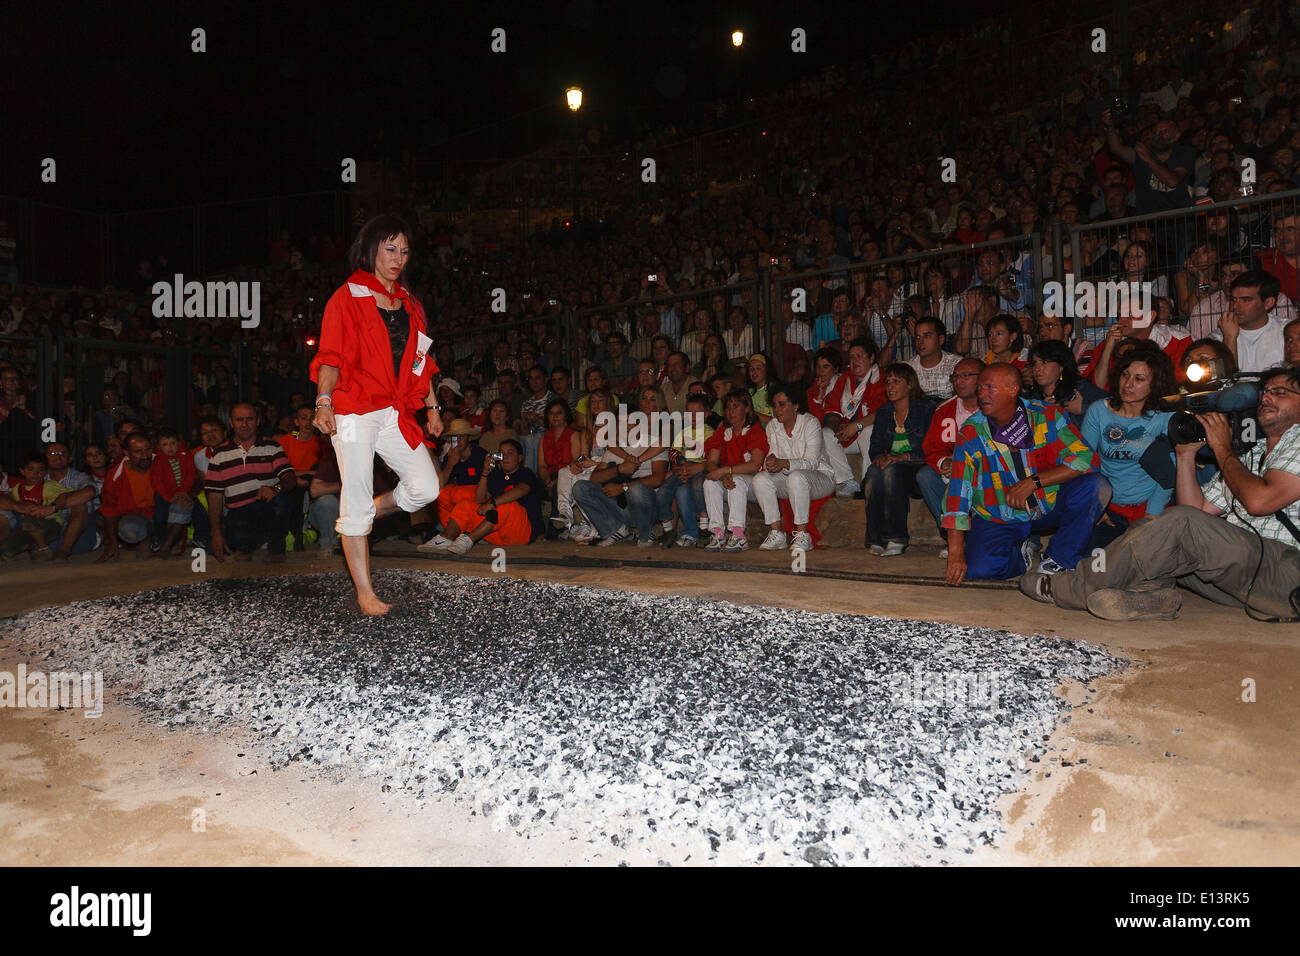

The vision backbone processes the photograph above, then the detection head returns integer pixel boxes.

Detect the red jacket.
[922,395,977,472]
[149,450,199,502]
[309,270,440,449]
[817,368,887,447]
[100,458,155,518]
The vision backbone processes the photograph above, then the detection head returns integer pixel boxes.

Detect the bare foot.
[357,594,392,617]
[53,550,71,563]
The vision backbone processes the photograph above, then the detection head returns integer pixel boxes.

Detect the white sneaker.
[868,543,886,556]
[759,529,788,550]
[450,534,475,554]
[790,531,813,552]
[882,541,907,557]
[418,534,453,551]
[595,525,631,547]
[1037,556,1066,575]
[724,532,749,552]
[704,530,728,552]
[570,522,598,543]
[550,516,569,528]
[939,547,949,558]
[835,480,861,498]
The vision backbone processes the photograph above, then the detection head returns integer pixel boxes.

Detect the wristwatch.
[622,483,630,494]
[1031,473,1044,491]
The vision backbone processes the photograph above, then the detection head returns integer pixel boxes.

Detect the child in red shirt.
[149,429,200,557]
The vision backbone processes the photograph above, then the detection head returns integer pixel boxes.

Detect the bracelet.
[427,403,441,411]
[315,396,332,407]
[1031,473,1044,490]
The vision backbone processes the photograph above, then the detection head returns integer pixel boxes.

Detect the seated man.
[944,364,1104,584]
[919,358,982,547]
[1023,366,1300,620]
[97,434,158,561]
[440,438,542,554]
[43,442,99,560]
[420,418,488,550]
[307,440,397,554]
[205,403,297,563]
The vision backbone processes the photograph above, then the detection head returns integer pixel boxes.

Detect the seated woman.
[1082,348,1176,551]
[479,399,520,455]
[816,337,887,498]
[1024,340,1106,431]
[863,364,935,556]
[692,332,735,384]
[983,314,1030,370]
[1133,338,1237,495]
[555,387,612,540]
[419,418,487,550]
[439,439,543,554]
[747,352,774,424]
[751,382,836,552]
[536,398,580,537]
[702,389,770,552]
[654,389,715,547]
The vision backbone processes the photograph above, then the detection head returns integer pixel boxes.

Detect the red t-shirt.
[278,432,323,473]
[1258,248,1299,304]
[704,422,769,468]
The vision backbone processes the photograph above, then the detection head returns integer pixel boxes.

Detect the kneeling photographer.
[1020,366,1300,621]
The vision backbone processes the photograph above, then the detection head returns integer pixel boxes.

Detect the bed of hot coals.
[5,571,1121,865]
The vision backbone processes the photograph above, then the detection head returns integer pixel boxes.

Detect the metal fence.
[1070,188,1300,345]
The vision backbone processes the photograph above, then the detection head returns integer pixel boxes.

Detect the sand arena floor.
[1,542,1296,866]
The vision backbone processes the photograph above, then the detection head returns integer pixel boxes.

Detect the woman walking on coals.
[311,215,444,615]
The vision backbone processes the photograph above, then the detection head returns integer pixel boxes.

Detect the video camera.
[1164,362,1260,454]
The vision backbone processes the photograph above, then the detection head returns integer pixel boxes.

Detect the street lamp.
[731,30,744,47]
[565,87,583,220]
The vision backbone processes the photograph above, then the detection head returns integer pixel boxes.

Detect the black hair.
[348,214,414,276]
[1107,348,1176,415]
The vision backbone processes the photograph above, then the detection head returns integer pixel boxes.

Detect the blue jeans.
[224,495,294,555]
[572,479,629,538]
[118,513,160,545]
[917,465,947,528]
[309,494,339,549]
[963,471,1106,580]
[656,472,705,539]
[864,460,923,546]
[522,432,543,474]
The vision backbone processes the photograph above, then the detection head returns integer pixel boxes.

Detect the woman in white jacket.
[752,383,837,552]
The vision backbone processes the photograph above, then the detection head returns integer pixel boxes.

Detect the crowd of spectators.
[2,0,1299,620]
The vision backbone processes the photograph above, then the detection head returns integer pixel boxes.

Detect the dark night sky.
[5,0,1012,210]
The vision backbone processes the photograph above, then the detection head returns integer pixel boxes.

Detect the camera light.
[1186,362,1208,383]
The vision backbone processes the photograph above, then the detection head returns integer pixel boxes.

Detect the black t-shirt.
[443,442,488,486]
[377,305,409,379]
[487,466,542,542]
[1133,145,1196,213]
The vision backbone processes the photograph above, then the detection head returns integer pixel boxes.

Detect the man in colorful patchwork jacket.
[943,363,1106,584]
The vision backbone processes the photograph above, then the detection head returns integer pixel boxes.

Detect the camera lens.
[1167,410,1205,445]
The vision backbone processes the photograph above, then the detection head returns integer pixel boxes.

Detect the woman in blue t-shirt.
[1081,348,1176,551]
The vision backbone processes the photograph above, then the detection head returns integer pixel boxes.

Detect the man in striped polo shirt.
[205,404,297,562]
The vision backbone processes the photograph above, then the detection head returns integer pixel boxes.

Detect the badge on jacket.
[412,331,433,376]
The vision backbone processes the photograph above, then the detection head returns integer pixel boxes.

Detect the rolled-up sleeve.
[941,435,979,531]
[310,290,351,385]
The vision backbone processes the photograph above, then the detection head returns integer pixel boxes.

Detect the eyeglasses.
[1261,386,1300,398]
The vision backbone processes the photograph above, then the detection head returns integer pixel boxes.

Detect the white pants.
[752,469,836,526]
[331,406,440,536]
[823,425,873,484]
[702,474,757,530]
[555,463,596,525]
